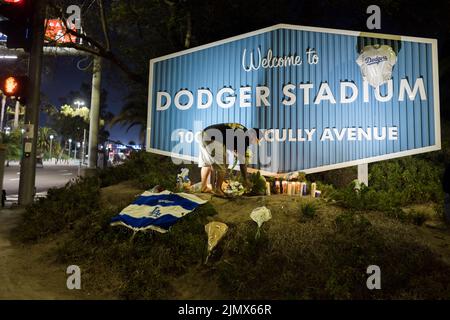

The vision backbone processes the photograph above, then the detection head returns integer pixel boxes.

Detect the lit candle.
[275,181,281,194]
[295,182,301,195]
[311,182,317,197]
[282,180,288,194]
[300,182,306,197]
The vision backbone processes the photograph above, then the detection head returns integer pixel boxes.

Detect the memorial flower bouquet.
[224,180,245,197]
[223,154,246,197]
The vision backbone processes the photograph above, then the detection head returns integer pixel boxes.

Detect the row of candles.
[265,181,321,197]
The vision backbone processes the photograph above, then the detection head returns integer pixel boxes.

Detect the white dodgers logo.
[357,45,397,88]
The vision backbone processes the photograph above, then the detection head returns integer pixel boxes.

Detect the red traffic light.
[3,76,18,95]
[0,75,28,103]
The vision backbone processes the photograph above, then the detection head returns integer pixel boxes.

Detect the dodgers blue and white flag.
[111,190,208,233]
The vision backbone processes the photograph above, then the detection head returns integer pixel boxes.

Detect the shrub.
[331,157,444,213]
[316,181,336,199]
[97,151,180,188]
[13,177,100,243]
[249,171,267,195]
[300,202,317,220]
[332,182,383,211]
[137,172,177,191]
[308,167,357,188]
[369,157,444,206]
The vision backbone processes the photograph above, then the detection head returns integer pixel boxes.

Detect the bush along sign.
[146,24,440,174]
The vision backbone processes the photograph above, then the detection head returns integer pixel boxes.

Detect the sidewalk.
[4,192,48,207]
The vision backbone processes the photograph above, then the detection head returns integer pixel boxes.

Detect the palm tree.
[37,127,57,158]
[110,89,147,143]
[1,129,22,166]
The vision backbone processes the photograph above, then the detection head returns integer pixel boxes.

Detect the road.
[3,163,80,202]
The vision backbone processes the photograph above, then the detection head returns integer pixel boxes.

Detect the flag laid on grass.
[110,190,208,233]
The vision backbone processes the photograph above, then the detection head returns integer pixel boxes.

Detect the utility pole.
[18,0,46,206]
[88,55,101,170]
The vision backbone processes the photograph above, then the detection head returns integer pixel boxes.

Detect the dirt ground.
[0,208,95,300]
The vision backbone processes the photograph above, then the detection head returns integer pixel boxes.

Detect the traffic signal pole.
[18,0,46,206]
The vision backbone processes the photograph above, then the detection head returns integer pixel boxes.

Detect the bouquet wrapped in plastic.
[224,180,245,197]
[250,206,272,239]
[205,221,228,263]
[176,168,191,191]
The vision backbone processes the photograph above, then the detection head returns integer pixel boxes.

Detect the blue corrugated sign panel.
[147,24,440,174]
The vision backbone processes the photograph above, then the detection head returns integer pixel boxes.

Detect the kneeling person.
[198,123,260,196]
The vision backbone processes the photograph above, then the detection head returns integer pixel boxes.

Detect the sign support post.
[357,163,369,187]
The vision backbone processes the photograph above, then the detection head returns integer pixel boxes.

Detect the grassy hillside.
[12,152,450,299]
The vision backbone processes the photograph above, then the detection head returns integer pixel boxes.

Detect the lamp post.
[75,141,80,160]
[82,129,86,165]
[49,134,54,161]
[20,128,25,160]
[74,100,85,109]
[77,142,82,176]
[68,138,72,158]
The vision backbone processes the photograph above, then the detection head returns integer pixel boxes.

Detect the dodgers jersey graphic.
[356,44,397,88]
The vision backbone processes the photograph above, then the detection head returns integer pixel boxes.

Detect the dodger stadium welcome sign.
[146,24,440,174]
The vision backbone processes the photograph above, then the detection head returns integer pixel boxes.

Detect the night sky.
[40,55,141,144]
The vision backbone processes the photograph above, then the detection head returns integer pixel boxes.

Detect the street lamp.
[49,134,54,161]
[20,128,25,159]
[74,100,85,109]
[75,141,80,160]
[68,138,72,158]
